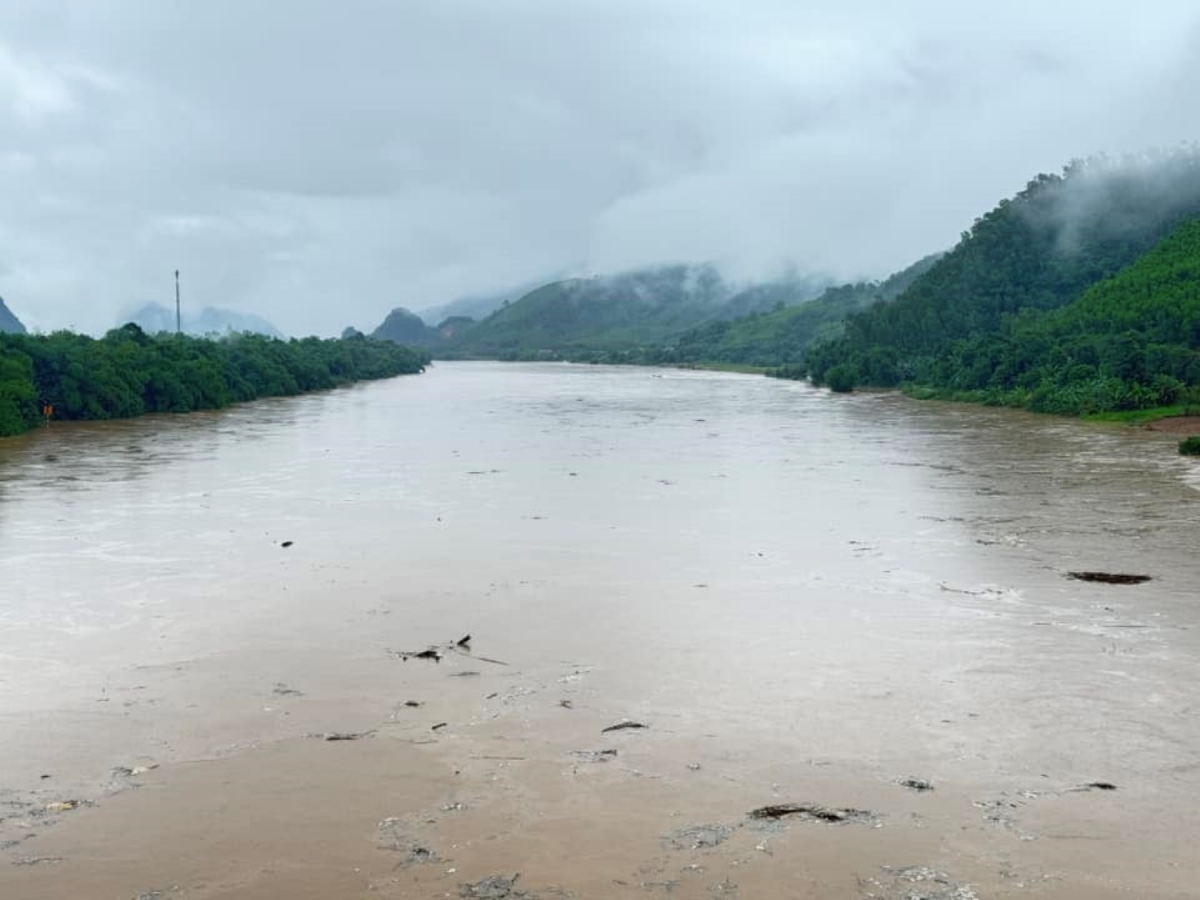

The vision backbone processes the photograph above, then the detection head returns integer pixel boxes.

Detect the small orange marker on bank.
[42,403,53,424]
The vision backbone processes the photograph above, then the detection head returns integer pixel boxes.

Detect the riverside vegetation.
[0,325,429,438]
[12,151,1199,439]
[366,148,1200,432]
[800,151,1200,419]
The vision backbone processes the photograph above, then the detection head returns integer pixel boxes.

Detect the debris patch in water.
[1067,571,1151,585]
[663,823,735,850]
[748,803,876,824]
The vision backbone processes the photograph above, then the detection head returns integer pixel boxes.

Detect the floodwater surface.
[0,362,1197,899]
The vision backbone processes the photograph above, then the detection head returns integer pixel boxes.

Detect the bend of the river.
[1,361,1197,899]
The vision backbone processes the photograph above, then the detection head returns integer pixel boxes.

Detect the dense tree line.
[422,259,940,369]
[803,214,1200,414]
[805,149,1200,407]
[910,218,1200,414]
[0,326,428,437]
[661,255,942,368]
[434,265,737,359]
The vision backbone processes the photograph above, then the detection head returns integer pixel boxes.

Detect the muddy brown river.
[1,361,1198,899]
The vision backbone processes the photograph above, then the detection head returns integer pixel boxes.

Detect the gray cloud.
[1,0,1198,335]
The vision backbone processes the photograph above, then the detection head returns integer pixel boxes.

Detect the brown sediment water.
[0,362,1197,899]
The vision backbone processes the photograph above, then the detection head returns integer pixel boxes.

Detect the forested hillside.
[415,278,551,327]
[710,273,833,323]
[0,327,428,438]
[892,217,1200,414]
[806,150,1200,394]
[665,254,941,369]
[439,265,735,358]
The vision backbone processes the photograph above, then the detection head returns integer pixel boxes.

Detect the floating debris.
[747,803,875,825]
[898,777,935,793]
[1078,781,1118,791]
[272,683,303,696]
[711,878,739,896]
[459,874,535,899]
[1067,571,1151,585]
[378,817,440,867]
[312,730,375,742]
[403,700,423,708]
[469,654,511,667]
[280,540,294,548]
[570,749,618,763]
[44,800,87,813]
[449,671,481,678]
[12,856,63,867]
[471,755,527,761]
[390,635,508,666]
[432,722,449,731]
[113,764,159,778]
[558,699,574,709]
[663,823,735,851]
[390,648,443,662]
[862,866,979,900]
[602,720,648,733]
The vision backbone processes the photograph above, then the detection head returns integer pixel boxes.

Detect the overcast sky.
[2,1,1199,335]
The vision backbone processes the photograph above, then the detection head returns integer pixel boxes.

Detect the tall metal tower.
[175,270,181,334]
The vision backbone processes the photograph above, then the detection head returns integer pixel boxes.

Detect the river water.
[0,361,1197,899]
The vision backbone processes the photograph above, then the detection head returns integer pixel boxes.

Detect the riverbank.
[670,360,770,375]
[852,382,1200,439]
[0,329,429,438]
[1141,414,1200,434]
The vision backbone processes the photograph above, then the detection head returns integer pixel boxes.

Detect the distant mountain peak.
[120,303,284,338]
[0,295,27,334]
[372,307,437,345]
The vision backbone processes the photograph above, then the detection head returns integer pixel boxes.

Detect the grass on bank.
[673,361,770,375]
[1081,405,1200,425]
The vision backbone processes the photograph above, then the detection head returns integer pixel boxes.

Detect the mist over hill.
[122,304,285,338]
[798,149,1200,413]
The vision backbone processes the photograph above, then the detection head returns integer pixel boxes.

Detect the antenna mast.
[175,270,181,334]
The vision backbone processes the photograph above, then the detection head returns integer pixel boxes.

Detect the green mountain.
[897,217,1200,414]
[0,296,26,334]
[806,149,1200,392]
[714,273,833,322]
[665,255,941,369]
[372,307,438,345]
[416,278,554,327]
[439,265,751,359]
